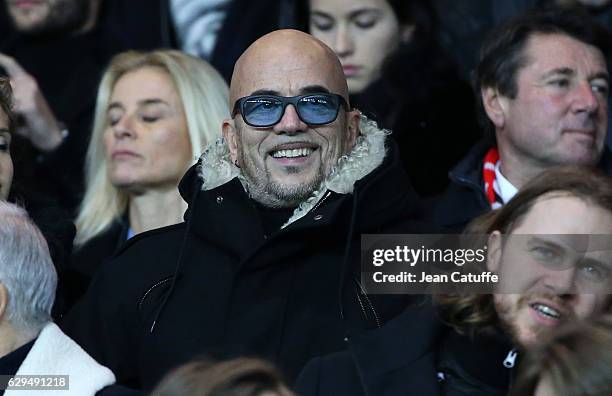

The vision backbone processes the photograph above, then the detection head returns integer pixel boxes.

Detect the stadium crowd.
[1,0,612,395]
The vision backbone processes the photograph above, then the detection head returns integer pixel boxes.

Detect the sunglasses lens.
[297,95,340,125]
[243,97,283,126]
[238,94,342,127]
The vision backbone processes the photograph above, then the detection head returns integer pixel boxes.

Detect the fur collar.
[197,115,389,228]
[6,323,116,396]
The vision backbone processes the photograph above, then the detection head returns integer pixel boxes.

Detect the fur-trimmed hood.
[5,323,116,396]
[195,115,389,227]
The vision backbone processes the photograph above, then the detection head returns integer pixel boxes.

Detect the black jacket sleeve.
[295,358,324,396]
[96,384,143,396]
[347,299,442,396]
[297,299,443,396]
[296,353,366,396]
[60,263,142,389]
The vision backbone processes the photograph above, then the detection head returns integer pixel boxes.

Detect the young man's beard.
[493,292,575,347]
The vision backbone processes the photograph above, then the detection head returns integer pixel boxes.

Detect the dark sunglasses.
[232,93,349,127]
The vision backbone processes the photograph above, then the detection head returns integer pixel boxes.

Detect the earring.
[234,159,240,168]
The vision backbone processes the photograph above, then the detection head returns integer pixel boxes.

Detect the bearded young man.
[62,30,426,391]
[297,165,612,396]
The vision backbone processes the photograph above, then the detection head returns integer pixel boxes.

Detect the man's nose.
[544,267,578,295]
[572,82,601,115]
[272,105,307,135]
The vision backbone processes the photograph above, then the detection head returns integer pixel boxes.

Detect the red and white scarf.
[483,148,503,209]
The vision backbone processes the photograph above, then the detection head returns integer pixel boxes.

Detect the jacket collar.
[450,141,612,189]
[599,146,612,174]
[195,115,388,228]
[448,140,491,190]
[7,323,115,396]
[438,328,517,393]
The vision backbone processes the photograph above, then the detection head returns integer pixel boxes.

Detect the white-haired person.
[71,50,229,283]
[0,202,139,396]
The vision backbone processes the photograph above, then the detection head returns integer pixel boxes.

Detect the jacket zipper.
[503,348,518,368]
[356,279,381,328]
[310,191,332,215]
[137,276,173,311]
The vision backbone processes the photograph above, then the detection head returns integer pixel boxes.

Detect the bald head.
[222,29,360,209]
[230,30,349,104]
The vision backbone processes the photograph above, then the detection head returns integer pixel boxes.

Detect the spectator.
[151,358,294,396]
[0,201,138,396]
[511,314,612,396]
[0,76,75,319]
[433,0,612,150]
[0,77,13,202]
[62,29,425,390]
[433,0,612,81]
[0,0,146,212]
[308,0,411,95]
[306,0,479,195]
[72,50,228,281]
[430,7,612,230]
[164,0,304,82]
[169,0,233,62]
[297,165,612,395]
[508,1,612,29]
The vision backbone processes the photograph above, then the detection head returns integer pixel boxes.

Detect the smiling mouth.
[530,303,561,320]
[271,147,315,159]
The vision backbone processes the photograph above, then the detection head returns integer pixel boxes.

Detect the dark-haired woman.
[306,0,480,196]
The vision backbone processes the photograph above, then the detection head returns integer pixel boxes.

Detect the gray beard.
[242,163,326,209]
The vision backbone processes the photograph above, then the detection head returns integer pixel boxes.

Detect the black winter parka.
[61,119,430,390]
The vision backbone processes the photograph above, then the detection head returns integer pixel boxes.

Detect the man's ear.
[222,118,239,163]
[0,283,8,322]
[487,230,503,273]
[345,110,361,151]
[481,87,509,130]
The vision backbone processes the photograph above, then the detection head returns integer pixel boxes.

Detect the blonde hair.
[75,50,229,246]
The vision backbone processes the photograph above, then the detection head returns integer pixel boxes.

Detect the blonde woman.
[72,50,229,278]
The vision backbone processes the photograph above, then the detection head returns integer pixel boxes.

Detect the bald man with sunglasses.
[62,29,426,391]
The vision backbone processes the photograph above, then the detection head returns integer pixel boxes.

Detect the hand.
[0,53,64,151]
